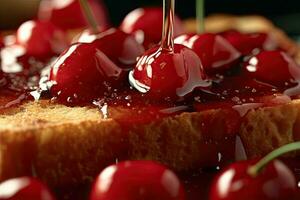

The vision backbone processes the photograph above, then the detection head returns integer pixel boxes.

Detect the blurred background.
[0,0,300,37]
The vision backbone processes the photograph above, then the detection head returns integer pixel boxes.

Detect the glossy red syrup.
[38,0,109,30]
[120,7,185,49]
[129,44,211,101]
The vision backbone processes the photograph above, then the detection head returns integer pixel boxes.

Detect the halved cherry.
[0,177,56,200]
[38,0,109,30]
[74,28,145,69]
[221,30,277,56]
[243,50,300,88]
[16,20,68,58]
[49,42,125,104]
[175,33,241,74]
[120,7,185,49]
[90,161,185,200]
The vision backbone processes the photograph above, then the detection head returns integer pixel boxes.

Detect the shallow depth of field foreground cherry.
[210,142,300,200]
[0,177,56,200]
[90,161,185,200]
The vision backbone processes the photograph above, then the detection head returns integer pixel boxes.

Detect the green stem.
[79,0,99,33]
[248,141,300,177]
[196,0,205,33]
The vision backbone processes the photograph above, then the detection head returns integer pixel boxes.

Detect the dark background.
[103,0,300,37]
[1,0,300,37]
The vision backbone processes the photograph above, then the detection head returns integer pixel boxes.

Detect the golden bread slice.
[0,15,300,189]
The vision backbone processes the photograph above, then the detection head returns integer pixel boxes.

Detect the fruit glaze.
[1,0,300,199]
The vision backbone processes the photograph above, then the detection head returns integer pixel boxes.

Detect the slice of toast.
[1,15,300,189]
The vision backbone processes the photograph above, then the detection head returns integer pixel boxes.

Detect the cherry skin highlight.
[120,7,185,49]
[49,42,125,104]
[221,30,277,56]
[0,177,56,200]
[175,33,241,74]
[16,20,68,58]
[210,159,298,200]
[38,0,109,30]
[129,44,211,101]
[75,28,145,69]
[243,50,300,87]
[90,161,185,200]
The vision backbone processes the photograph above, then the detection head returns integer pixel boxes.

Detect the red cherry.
[16,20,68,58]
[90,161,185,200]
[175,33,241,74]
[210,159,298,200]
[221,30,277,55]
[0,36,4,49]
[0,177,55,200]
[38,0,109,30]
[49,42,125,104]
[75,28,145,69]
[243,50,300,87]
[129,44,211,101]
[120,7,185,49]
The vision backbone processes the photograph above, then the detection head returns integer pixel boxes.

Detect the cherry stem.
[161,0,175,51]
[78,0,99,33]
[196,0,205,33]
[248,141,300,177]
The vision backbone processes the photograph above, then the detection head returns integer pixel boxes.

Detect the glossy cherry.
[221,30,277,55]
[0,177,56,200]
[38,0,109,30]
[49,42,125,104]
[16,20,68,58]
[243,50,300,87]
[130,44,211,101]
[120,7,185,49]
[90,161,185,200]
[74,28,145,69]
[210,159,298,200]
[175,33,241,74]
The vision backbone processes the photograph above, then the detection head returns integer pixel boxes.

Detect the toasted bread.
[1,15,300,190]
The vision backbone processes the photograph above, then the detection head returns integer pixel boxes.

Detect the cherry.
[16,20,68,58]
[210,142,300,200]
[74,28,145,69]
[129,0,210,101]
[243,50,300,87]
[38,0,109,30]
[175,33,241,74]
[210,159,298,200]
[129,44,210,100]
[90,161,185,200]
[0,177,55,200]
[120,7,185,49]
[221,30,277,56]
[49,42,125,104]
[0,36,4,49]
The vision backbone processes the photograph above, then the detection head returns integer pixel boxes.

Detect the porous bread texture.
[0,101,235,187]
[1,99,300,188]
